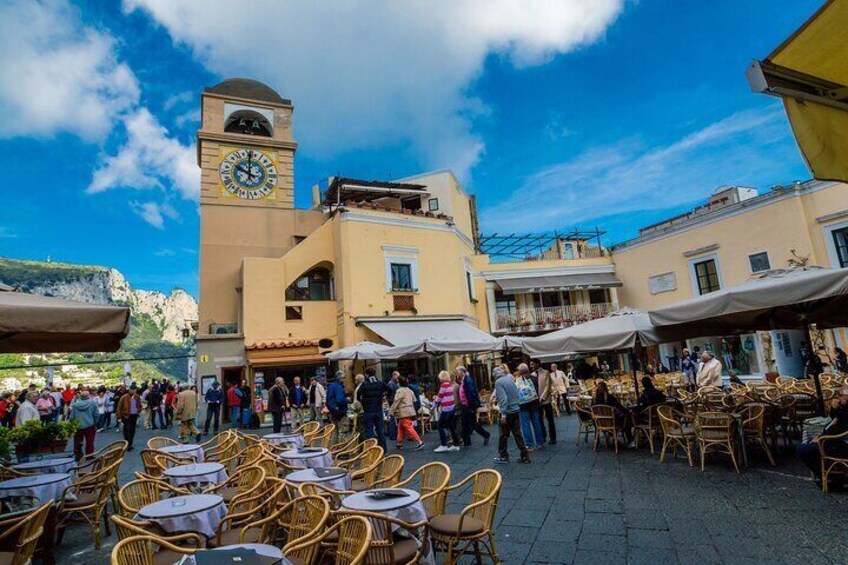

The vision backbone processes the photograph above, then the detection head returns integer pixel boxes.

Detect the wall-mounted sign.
[649,272,677,295]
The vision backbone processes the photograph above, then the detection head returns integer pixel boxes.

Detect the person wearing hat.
[203,381,224,436]
[116,384,142,450]
[326,371,349,442]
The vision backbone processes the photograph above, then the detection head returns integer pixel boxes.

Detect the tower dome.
[205,78,290,105]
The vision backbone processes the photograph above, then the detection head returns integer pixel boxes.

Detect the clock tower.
[195,78,324,383]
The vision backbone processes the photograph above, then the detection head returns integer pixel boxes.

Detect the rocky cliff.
[0,258,197,343]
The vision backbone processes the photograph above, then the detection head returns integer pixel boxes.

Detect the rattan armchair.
[657,405,695,467]
[739,404,776,466]
[819,429,848,493]
[110,534,195,565]
[340,509,429,565]
[284,515,372,565]
[333,438,378,464]
[0,500,51,565]
[208,481,286,548]
[111,514,206,550]
[145,437,178,450]
[395,461,450,519]
[307,424,336,448]
[428,469,502,565]
[139,449,184,478]
[116,479,190,517]
[329,433,360,455]
[357,454,404,490]
[633,404,661,454]
[248,494,330,547]
[294,421,321,436]
[696,411,740,473]
[202,465,265,503]
[590,405,626,453]
[574,400,595,446]
[56,460,121,549]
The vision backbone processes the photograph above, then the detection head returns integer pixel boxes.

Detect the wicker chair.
[428,469,502,565]
[203,465,265,504]
[208,481,287,548]
[0,500,51,565]
[110,535,195,565]
[696,411,740,473]
[111,514,206,554]
[574,400,595,446]
[395,461,450,519]
[340,509,429,565]
[657,405,696,467]
[56,460,121,549]
[285,515,372,565]
[338,445,384,475]
[248,494,330,547]
[633,404,661,454]
[329,433,360,455]
[355,454,404,491]
[590,405,626,453]
[295,421,321,436]
[334,438,378,464]
[819,429,848,493]
[146,437,178,450]
[739,404,776,466]
[117,479,190,517]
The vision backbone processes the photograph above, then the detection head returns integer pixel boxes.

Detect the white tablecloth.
[342,488,433,564]
[13,457,75,475]
[163,463,228,488]
[177,544,292,565]
[158,444,205,463]
[0,473,72,505]
[265,433,305,449]
[280,448,333,469]
[136,494,226,538]
[285,468,352,493]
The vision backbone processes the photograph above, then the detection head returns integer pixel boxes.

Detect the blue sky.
[0,0,817,296]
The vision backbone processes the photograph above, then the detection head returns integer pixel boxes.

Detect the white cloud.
[481,107,801,232]
[131,201,179,229]
[0,227,17,239]
[0,0,139,140]
[164,91,193,111]
[88,108,198,201]
[153,248,176,257]
[124,0,624,179]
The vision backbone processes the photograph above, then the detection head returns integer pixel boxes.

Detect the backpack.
[516,377,538,405]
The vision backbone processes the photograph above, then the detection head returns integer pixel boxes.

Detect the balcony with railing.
[495,303,613,334]
[478,230,609,264]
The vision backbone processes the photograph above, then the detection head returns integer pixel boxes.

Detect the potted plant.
[9,420,78,462]
[0,427,10,465]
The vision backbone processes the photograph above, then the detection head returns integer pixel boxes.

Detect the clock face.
[219,148,278,200]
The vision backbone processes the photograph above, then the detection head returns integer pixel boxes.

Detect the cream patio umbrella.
[0,289,130,353]
[746,0,848,182]
[324,341,391,361]
[648,267,848,411]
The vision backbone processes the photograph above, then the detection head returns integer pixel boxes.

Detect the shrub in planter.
[10,420,78,460]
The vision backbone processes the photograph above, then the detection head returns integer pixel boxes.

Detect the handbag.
[516,377,538,405]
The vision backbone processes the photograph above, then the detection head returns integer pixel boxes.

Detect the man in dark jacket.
[267,378,287,433]
[798,386,848,489]
[289,376,307,429]
[358,368,389,450]
[458,366,490,447]
[326,371,349,442]
[202,381,224,436]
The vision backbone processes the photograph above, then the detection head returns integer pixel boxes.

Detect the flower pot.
[15,439,70,463]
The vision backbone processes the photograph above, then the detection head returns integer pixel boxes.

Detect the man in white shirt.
[16,391,40,425]
[696,352,723,388]
[549,363,571,415]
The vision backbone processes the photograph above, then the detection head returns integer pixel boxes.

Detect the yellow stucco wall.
[612,182,848,310]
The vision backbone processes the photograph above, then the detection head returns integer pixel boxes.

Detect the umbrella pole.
[631,347,640,399]
[803,321,826,415]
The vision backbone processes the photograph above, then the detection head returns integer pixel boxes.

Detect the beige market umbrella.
[648,267,848,411]
[0,289,130,353]
[324,341,391,361]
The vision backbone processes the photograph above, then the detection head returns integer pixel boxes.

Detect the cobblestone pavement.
[56,414,847,564]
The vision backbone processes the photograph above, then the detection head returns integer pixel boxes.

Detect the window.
[209,323,238,335]
[285,267,334,301]
[748,252,771,273]
[466,270,476,302]
[588,289,608,304]
[285,306,303,321]
[562,243,575,260]
[428,198,439,211]
[693,259,721,295]
[390,263,413,291]
[494,291,515,315]
[832,226,848,268]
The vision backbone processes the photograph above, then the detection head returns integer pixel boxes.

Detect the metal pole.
[631,347,641,399]
[803,321,826,415]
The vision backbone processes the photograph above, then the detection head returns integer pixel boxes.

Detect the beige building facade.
[195,78,847,395]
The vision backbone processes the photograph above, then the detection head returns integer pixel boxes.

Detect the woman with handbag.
[390,376,425,451]
[515,363,544,450]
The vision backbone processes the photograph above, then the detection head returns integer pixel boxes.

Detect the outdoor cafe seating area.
[571,370,848,487]
[0,422,504,565]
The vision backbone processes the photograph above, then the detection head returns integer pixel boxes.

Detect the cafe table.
[158,444,206,463]
[135,494,226,538]
[0,473,73,508]
[176,544,292,565]
[279,447,333,469]
[12,457,76,475]
[285,467,352,494]
[264,432,305,449]
[162,463,228,490]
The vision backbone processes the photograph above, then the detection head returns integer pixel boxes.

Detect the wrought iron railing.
[495,303,612,332]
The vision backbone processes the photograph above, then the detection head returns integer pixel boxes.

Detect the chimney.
[312,184,321,209]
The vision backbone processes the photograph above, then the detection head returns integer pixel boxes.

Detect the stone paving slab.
[51,413,847,564]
